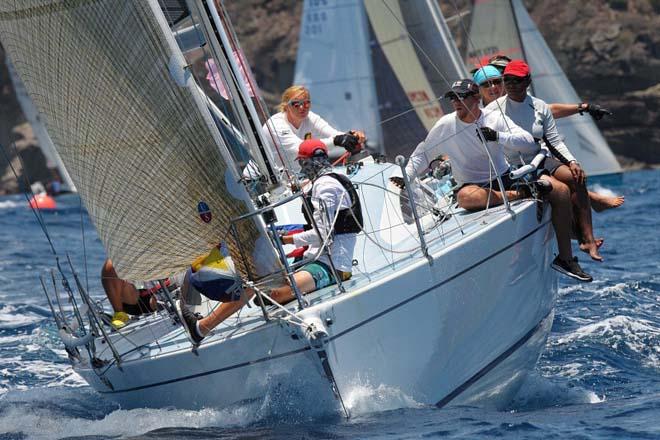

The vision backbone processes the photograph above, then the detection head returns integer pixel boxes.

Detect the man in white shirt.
[405,79,536,210]
[405,78,592,282]
[262,85,365,169]
[275,138,359,303]
[177,139,360,344]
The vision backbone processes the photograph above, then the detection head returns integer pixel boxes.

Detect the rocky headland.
[1,0,658,194]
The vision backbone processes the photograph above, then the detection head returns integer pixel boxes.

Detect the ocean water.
[0,169,658,439]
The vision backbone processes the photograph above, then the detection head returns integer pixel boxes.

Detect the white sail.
[510,0,622,177]
[295,0,467,159]
[467,0,622,177]
[5,56,77,193]
[0,0,281,281]
[294,0,383,151]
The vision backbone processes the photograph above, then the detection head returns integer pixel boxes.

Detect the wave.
[508,372,602,411]
[0,387,261,440]
[550,315,660,370]
[0,199,21,209]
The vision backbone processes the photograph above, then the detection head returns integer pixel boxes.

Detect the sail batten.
[0,0,281,281]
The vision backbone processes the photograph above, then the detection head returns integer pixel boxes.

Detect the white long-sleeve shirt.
[405,110,535,186]
[486,94,576,166]
[262,111,342,170]
[292,174,356,273]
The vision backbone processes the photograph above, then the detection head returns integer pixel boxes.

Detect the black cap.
[443,79,479,98]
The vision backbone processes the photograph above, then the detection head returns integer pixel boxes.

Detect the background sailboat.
[466,0,622,178]
[294,0,467,159]
[5,56,76,194]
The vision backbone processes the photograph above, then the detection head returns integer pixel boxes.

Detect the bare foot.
[580,241,603,261]
[591,195,625,213]
[595,237,604,248]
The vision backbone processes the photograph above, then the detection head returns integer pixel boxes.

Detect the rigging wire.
[1,141,57,256]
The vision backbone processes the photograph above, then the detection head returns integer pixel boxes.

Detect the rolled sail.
[0,0,282,281]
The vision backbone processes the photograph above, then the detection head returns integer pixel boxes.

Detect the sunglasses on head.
[288,99,311,109]
[503,76,529,85]
[479,79,503,88]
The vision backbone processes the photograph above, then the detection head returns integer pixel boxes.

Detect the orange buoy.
[28,193,57,210]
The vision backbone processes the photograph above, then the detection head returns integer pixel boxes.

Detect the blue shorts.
[300,261,336,290]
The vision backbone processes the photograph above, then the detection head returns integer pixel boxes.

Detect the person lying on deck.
[400,78,593,282]
[176,139,360,344]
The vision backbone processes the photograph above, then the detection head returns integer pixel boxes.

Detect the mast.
[509,0,535,96]
[189,0,279,186]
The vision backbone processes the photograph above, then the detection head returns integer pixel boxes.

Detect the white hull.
[76,193,556,413]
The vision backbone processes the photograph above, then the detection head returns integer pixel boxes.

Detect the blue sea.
[0,169,658,439]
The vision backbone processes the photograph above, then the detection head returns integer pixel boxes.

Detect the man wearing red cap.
[270,138,360,304]
[176,139,361,343]
[487,59,616,266]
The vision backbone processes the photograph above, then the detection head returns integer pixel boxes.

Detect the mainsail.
[295,0,467,159]
[0,0,281,282]
[467,0,622,177]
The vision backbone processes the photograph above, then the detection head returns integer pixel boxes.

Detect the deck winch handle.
[509,147,550,180]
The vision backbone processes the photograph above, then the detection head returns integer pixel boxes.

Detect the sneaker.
[551,256,593,282]
[175,300,204,344]
[110,311,130,330]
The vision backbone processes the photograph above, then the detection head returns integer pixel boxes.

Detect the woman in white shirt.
[262,85,365,169]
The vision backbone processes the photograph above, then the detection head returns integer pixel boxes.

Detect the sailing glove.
[477,127,498,142]
[334,133,361,153]
[579,103,612,120]
[390,176,405,189]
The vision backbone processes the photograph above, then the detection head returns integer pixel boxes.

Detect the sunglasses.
[479,79,503,88]
[503,76,529,85]
[288,99,311,109]
[448,93,477,102]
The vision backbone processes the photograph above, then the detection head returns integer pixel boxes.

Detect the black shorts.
[122,294,154,316]
[459,173,515,193]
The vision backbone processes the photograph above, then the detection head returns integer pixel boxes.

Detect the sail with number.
[0,0,282,282]
[295,0,467,159]
[467,0,622,177]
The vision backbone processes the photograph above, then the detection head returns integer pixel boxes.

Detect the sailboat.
[294,0,467,159]
[466,0,622,179]
[0,0,557,413]
[5,56,77,194]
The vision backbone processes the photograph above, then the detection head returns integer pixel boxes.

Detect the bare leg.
[590,191,625,212]
[269,271,316,305]
[541,175,574,262]
[197,290,254,336]
[552,166,602,261]
[189,271,317,337]
[457,184,525,211]
[101,259,138,313]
